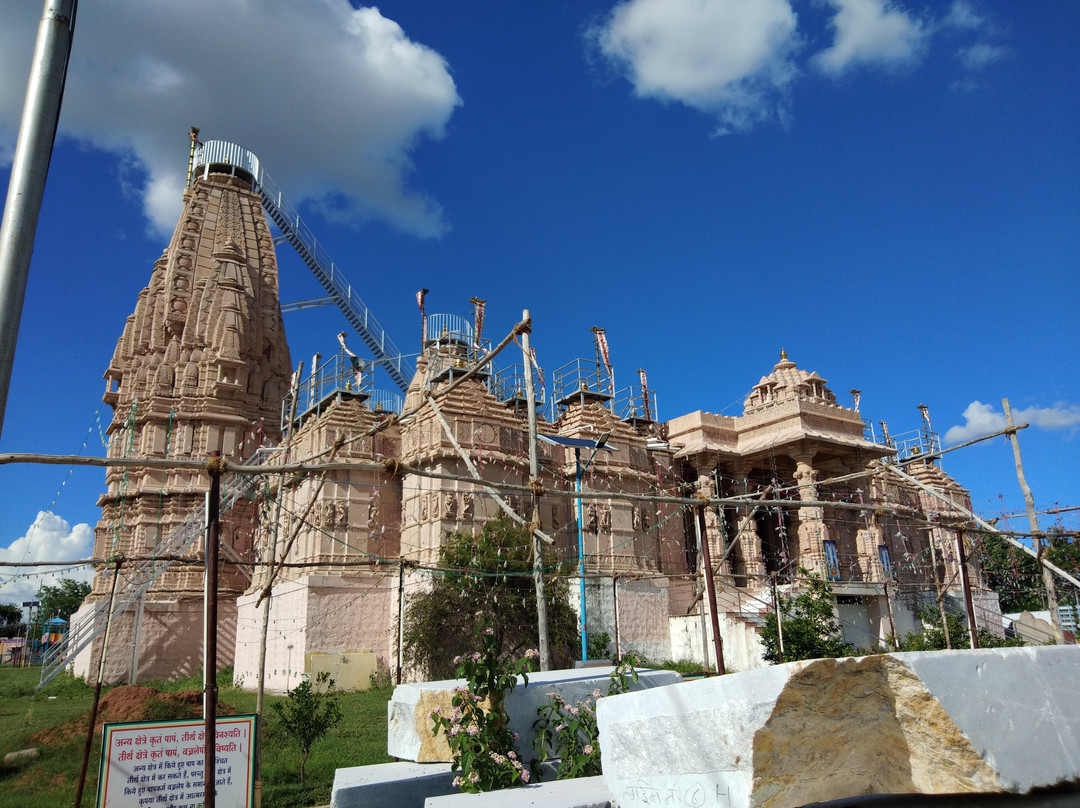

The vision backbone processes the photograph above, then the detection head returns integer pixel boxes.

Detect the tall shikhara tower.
[73,163,292,683]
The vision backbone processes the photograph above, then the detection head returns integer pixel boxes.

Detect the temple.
[68,142,1000,686]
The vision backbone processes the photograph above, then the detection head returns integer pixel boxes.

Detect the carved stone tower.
[73,166,292,683]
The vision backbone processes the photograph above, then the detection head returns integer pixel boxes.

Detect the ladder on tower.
[37,457,265,688]
[192,140,411,394]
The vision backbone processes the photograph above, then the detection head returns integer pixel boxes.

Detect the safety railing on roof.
[614,384,658,424]
[550,358,615,420]
[280,353,402,430]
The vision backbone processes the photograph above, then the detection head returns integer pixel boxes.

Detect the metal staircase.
[192,140,411,393]
[38,458,265,688]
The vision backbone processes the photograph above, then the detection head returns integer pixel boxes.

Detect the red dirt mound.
[29,685,237,747]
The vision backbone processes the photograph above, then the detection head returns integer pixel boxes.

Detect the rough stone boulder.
[598,646,1079,808]
[387,667,681,762]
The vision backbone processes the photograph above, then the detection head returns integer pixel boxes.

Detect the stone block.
[388,667,682,762]
[331,761,455,808]
[424,775,613,807]
[598,646,1080,808]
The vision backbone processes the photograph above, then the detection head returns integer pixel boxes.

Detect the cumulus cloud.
[0,512,94,604]
[813,0,929,75]
[589,0,801,133]
[0,0,460,239]
[945,401,1080,444]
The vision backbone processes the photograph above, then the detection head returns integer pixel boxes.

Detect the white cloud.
[0,512,95,605]
[945,401,1080,444]
[942,1,984,31]
[957,43,1009,71]
[0,1,460,239]
[590,0,801,134]
[813,0,929,76]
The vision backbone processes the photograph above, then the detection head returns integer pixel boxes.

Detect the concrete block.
[331,761,455,808]
[388,667,682,762]
[424,775,613,807]
[598,646,1080,808]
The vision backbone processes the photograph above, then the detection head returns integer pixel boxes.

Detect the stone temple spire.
[77,166,292,682]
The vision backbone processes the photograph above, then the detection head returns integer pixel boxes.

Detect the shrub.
[430,621,537,793]
[534,656,637,779]
[272,672,343,783]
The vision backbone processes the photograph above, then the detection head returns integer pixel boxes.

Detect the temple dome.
[743,349,837,411]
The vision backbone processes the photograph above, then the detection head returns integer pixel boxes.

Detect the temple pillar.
[730,463,765,585]
[692,455,725,570]
[792,451,829,578]
[855,480,889,581]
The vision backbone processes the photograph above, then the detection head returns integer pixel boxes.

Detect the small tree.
[404,517,579,678]
[34,578,91,629]
[0,603,23,637]
[760,569,853,663]
[272,671,343,782]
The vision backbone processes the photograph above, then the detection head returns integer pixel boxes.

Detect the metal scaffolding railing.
[191,140,412,394]
[37,452,269,688]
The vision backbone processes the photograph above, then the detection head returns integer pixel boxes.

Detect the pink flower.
[466,724,480,736]
[592,688,602,698]
[452,776,463,787]
[520,770,531,783]
[569,706,579,716]
[468,771,480,784]
[584,744,594,755]
[484,627,495,635]
[524,649,539,659]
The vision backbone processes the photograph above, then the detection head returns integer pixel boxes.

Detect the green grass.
[0,666,393,808]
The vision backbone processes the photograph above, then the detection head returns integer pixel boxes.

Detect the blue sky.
[1,0,1077,602]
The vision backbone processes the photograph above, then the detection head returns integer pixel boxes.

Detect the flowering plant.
[430,620,538,793]
[533,655,638,779]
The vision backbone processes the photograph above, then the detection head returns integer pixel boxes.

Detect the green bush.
[272,672,343,783]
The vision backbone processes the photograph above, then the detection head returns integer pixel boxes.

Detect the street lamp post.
[538,432,614,664]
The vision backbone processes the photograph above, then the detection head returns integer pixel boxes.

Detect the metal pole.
[1003,398,1063,644]
[695,505,726,674]
[575,449,587,661]
[396,561,405,684]
[771,572,784,664]
[520,310,550,670]
[883,580,899,650]
[955,528,979,649]
[204,453,222,808]
[74,556,121,808]
[612,575,620,661]
[0,0,76,439]
[691,515,710,672]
